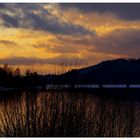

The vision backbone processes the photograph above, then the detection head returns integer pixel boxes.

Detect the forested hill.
[45,59,140,84]
[1,58,140,88]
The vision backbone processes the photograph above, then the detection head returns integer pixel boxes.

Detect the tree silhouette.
[0,64,39,88]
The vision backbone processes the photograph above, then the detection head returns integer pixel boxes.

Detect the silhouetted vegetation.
[0,90,138,137]
[1,58,140,88]
[0,58,139,136]
[0,64,39,88]
[45,58,140,85]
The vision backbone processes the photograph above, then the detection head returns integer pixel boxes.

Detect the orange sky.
[0,4,140,74]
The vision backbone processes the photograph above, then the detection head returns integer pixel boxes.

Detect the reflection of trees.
[0,90,137,136]
[96,91,136,137]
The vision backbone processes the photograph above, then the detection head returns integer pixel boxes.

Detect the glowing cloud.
[0,3,140,74]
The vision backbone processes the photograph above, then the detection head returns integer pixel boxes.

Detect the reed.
[0,90,137,137]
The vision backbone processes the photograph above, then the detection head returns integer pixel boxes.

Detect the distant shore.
[1,84,140,91]
[45,84,140,89]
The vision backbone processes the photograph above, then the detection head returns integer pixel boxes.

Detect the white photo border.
[0,0,140,3]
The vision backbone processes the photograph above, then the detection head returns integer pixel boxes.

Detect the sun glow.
[0,4,140,74]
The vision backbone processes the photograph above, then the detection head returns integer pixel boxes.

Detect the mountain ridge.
[44,58,140,84]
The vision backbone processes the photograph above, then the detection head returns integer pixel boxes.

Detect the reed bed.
[0,90,137,137]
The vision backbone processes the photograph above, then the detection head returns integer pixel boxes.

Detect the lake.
[0,89,139,137]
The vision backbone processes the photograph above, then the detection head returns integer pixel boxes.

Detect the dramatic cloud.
[0,3,140,74]
[0,4,95,35]
[0,14,19,27]
[48,29,140,59]
[92,29,140,57]
[60,4,140,20]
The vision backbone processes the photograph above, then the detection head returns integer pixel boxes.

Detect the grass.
[0,90,138,137]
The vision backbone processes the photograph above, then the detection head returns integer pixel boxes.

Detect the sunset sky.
[0,3,140,74]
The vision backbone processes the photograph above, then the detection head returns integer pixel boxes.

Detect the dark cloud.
[92,29,140,57]
[33,28,140,58]
[0,56,87,66]
[0,40,18,47]
[0,4,95,35]
[33,43,79,53]
[0,14,19,27]
[25,11,94,35]
[56,36,95,47]
[0,4,6,9]
[45,28,140,59]
[60,3,140,20]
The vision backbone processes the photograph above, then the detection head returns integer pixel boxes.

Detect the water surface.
[0,89,139,137]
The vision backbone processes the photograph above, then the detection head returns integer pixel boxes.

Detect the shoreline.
[1,84,140,91]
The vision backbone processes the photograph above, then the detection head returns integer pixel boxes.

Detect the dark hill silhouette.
[1,58,140,89]
[46,58,140,84]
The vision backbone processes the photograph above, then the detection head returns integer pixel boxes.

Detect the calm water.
[0,89,139,137]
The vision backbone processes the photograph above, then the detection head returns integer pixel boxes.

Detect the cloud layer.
[60,3,140,20]
[0,4,95,35]
[0,56,87,66]
[0,4,140,74]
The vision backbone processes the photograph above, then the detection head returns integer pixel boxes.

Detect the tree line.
[0,64,40,88]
